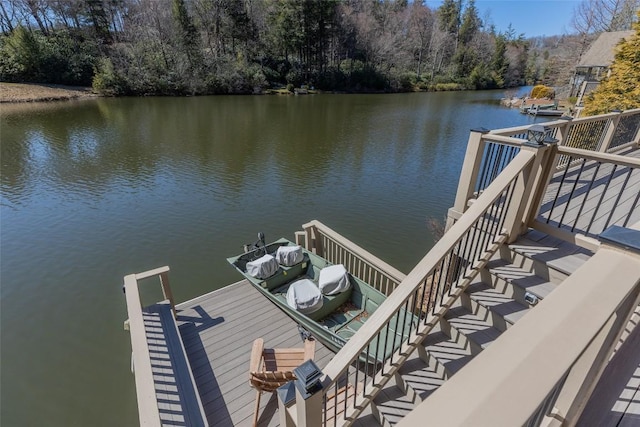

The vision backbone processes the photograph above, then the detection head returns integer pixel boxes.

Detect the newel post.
[598,110,622,152]
[502,141,557,243]
[159,270,177,319]
[553,116,574,147]
[447,128,490,229]
[279,360,324,427]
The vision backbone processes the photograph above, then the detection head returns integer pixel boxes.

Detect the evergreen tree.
[491,33,508,87]
[583,13,640,115]
[172,0,201,71]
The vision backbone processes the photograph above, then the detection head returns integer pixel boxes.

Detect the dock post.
[446,128,489,230]
[293,360,324,427]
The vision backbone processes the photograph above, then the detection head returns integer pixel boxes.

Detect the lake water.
[1,89,546,426]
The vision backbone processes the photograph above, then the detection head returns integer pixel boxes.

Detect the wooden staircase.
[367,230,593,426]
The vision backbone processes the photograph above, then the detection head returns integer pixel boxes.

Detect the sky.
[425,0,582,38]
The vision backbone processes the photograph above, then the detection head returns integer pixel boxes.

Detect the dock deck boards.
[175,280,336,427]
[538,148,640,236]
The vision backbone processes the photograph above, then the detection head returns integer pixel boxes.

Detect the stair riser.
[500,245,569,285]
[460,289,512,333]
[483,270,536,309]
[438,313,485,356]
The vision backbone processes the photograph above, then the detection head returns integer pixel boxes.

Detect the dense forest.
[0,0,638,96]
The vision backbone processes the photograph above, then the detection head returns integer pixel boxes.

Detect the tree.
[454,0,481,77]
[172,0,201,70]
[583,13,640,115]
[572,0,639,33]
[490,33,508,87]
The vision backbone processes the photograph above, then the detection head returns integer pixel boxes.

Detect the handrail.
[489,109,640,138]
[123,268,170,427]
[300,220,406,295]
[314,150,537,426]
[397,241,640,427]
[450,109,640,225]
[557,145,640,168]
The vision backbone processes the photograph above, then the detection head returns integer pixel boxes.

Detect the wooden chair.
[249,337,316,426]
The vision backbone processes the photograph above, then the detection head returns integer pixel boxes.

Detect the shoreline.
[0,82,98,103]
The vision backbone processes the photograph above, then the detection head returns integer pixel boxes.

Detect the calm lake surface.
[1,89,547,426]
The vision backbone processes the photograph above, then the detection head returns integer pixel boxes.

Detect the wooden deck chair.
[249,337,316,427]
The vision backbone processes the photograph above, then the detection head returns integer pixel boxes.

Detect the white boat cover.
[286,279,323,314]
[276,245,304,266]
[246,254,279,279]
[319,264,350,295]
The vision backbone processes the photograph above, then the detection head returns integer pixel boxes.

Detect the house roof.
[577,30,634,68]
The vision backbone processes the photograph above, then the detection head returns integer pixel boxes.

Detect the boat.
[227,235,415,360]
[520,103,555,114]
[527,103,565,117]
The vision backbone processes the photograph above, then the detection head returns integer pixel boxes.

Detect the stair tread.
[373,384,417,425]
[487,258,558,299]
[443,306,502,349]
[423,330,475,375]
[466,281,530,324]
[397,347,447,401]
[509,232,593,275]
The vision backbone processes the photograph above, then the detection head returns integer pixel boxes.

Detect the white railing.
[124,267,173,427]
[296,221,406,296]
[288,147,542,426]
[123,267,207,427]
[449,109,640,232]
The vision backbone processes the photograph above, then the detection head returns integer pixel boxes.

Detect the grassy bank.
[0,83,96,103]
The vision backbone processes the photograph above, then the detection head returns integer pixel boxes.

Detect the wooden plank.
[176,281,339,426]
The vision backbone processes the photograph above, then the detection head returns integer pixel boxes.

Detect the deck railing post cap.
[470,127,490,134]
[293,359,323,399]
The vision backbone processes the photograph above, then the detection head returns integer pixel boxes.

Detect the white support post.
[158,271,176,319]
[295,388,323,427]
[501,143,551,242]
[554,116,574,147]
[523,142,560,229]
[278,391,296,427]
[447,128,489,229]
[598,112,621,152]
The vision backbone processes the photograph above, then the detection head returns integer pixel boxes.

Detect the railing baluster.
[381,323,391,374]
[558,158,587,228]
[434,258,447,311]
[333,379,338,425]
[343,365,349,421]
[400,300,410,351]
[353,360,359,408]
[603,168,633,230]
[546,156,573,224]
[586,164,617,235]
[570,162,601,232]
[623,185,640,227]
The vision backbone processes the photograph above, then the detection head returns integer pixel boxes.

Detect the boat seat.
[286,278,324,314]
[319,264,350,295]
[246,254,279,279]
[276,245,304,266]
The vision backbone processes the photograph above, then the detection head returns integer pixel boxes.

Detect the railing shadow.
[176,305,230,426]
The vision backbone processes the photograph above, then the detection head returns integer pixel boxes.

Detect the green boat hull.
[227,238,416,361]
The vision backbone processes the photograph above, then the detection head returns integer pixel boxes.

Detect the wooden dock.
[126,114,640,426]
[174,280,336,427]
